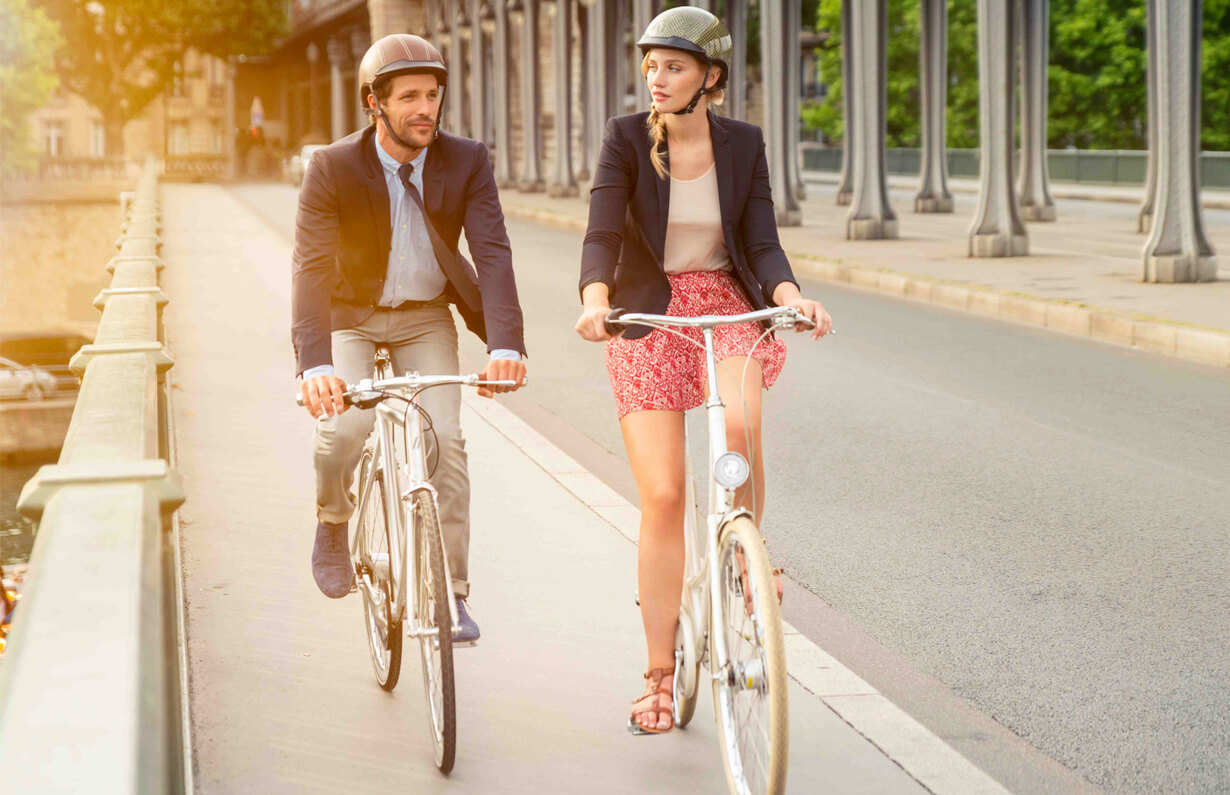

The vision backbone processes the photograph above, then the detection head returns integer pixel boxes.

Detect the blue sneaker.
[454,597,480,644]
[312,520,354,598]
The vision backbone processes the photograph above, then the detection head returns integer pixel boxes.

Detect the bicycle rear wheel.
[412,489,456,773]
[357,450,402,690]
[710,516,788,795]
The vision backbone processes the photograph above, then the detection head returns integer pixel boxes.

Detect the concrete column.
[1138,0,1159,233]
[368,0,416,39]
[836,0,854,205]
[306,42,324,140]
[514,0,544,191]
[546,0,578,196]
[449,0,468,135]
[469,0,487,145]
[916,0,953,212]
[633,0,654,109]
[846,0,896,238]
[351,30,370,131]
[225,63,237,178]
[726,0,748,120]
[759,0,801,225]
[611,0,629,116]
[1017,0,1055,221]
[327,38,349,141]
[581,0,608,179]
[576,1,591,179]
[1142,0,1217,282]
[969,0,1027,257]
[786,0,805,201]
[493,0,515,186]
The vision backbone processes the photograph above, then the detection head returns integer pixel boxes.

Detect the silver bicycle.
[607,306,814,795]
[299,346,521,774]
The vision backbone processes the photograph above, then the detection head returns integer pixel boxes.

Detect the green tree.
[1205,0,1230,150]
[0,0,62,178]
[41,0,286,156]
[805,0,1229,153]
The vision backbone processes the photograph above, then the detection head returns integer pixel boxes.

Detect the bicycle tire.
[710,516,788,795]
[413,489,456,774]
[358,451,402,691]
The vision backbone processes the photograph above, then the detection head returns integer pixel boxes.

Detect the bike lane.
[162,182,990,793]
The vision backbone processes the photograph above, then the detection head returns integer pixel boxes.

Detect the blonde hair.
[641,52,725,180]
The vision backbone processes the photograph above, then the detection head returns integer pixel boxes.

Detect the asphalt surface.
[234,181,1230,794]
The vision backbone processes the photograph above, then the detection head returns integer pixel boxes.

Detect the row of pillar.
[293,0,1214,283]
[839,0,1214,281]
[422,0,804,224]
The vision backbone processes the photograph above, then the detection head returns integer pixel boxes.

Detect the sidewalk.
[162,183,1007,793]
[502,181,1230,367]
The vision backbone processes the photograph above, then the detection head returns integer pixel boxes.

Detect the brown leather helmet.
[358,34,448,109]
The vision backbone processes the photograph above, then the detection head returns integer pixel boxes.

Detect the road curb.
[462,390,1012,795]
[502,203,1230,368]
[802,170,1230,211]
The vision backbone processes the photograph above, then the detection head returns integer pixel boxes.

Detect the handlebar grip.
[603,308,626,336]
[296,392,356,407]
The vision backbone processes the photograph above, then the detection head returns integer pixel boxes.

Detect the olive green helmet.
[636,6,732,90]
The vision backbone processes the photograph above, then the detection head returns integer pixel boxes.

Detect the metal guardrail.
[800,145,1230,188]
[0,156,188,793]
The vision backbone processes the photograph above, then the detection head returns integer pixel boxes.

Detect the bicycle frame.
[352,351,461,641]
[613,308,800,703]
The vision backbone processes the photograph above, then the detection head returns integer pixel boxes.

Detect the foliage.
[40,0,286,155]
[0,0,62,177]
[807,0,1230,151]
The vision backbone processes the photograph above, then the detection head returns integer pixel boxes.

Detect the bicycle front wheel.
[412,489,456,774]
[357,451,402,691]
[710,516,788,795]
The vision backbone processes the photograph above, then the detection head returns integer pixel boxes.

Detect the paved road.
[233,181,1230,793]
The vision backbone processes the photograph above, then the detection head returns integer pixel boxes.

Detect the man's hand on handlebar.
[301,374,349,419]
[478,358,527,399]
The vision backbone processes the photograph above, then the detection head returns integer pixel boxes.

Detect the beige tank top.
[663,163,732,274]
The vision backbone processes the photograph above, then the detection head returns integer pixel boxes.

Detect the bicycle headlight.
[713,452,750,489]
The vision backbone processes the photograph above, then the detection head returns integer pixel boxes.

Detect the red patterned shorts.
[605,271,787,418]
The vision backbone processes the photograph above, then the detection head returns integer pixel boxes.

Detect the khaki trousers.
[314,301,471,597]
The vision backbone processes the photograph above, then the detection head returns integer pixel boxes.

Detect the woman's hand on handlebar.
[575,305,616,342]
[301,374,349,419]
[773,283,833,340]
[576,282,617,342]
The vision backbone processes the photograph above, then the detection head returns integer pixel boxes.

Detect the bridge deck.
[162,184,929,793]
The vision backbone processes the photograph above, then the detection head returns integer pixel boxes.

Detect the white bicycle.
[606,306,814,795]
[299,346,522,773]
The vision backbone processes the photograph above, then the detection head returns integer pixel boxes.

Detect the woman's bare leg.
[619,409,686,732]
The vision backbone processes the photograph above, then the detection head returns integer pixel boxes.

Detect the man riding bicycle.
[292,33,527,643]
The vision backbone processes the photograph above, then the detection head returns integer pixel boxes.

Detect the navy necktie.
[394,160,481,311]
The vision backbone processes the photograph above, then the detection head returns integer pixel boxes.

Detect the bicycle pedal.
[452,640,479,649]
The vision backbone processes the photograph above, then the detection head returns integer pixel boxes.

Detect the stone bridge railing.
[0,157,190,793]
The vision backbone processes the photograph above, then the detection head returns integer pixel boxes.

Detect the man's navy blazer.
[578,111,799,339]
[291,124,525,375]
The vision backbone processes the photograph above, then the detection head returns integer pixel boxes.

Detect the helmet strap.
[672,64,713,116]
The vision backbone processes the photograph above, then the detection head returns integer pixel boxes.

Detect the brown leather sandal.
[627,666,676,735]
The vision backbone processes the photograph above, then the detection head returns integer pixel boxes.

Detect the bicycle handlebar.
[296,374,528,406]
[604,306,819,336]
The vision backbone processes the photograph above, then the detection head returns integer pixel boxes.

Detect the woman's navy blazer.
[579,110,799,339]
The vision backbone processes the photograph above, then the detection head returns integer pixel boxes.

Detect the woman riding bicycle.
[573,7,833,736]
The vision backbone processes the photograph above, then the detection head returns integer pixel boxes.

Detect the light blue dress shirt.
[303,137,520,381]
